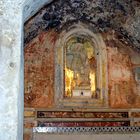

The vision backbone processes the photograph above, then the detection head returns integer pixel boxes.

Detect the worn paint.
[24,30,140,109]
[23,1,140,139]
[24,30,58,108]
[37,111,128,119]
[106,37,140,108]
[24,0,140,52]
[38,121,130,127]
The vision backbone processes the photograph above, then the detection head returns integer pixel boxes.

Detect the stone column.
[0,1,23,140]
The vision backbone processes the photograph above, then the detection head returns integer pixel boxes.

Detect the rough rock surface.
[24,0,140,52]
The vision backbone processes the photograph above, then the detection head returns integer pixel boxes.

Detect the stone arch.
[23,0,54,21]
[55,24,108,108]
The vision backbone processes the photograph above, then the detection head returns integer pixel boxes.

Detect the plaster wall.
[0,1,23,140]
[24,30,140,109]
[106,39,140,108]
[24,31,57,108]
[23,29,140,140]
[24,28,108,108]
[24,26,140,140]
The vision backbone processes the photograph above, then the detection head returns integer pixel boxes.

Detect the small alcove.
[55,25,108,108]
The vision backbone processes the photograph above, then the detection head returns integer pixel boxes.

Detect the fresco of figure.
[65,37,97,98]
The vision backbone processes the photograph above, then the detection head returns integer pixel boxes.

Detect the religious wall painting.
[64,37,97,99]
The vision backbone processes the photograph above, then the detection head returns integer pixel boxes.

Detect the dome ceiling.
[24,0,140,52]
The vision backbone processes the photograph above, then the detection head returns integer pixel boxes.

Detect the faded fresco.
[24,0,140,52]
[24,30,140,108]
[104,33,140,108]
[23,0,140,140]
[24,31,58,108]
[65,37,96,98]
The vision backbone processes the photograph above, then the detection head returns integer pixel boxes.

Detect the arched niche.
[55,24,108,109]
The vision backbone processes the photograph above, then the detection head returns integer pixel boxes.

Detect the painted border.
[33,127,140,134]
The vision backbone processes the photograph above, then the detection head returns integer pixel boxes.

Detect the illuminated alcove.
[64,36,97,98]
[55,25,108,108]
